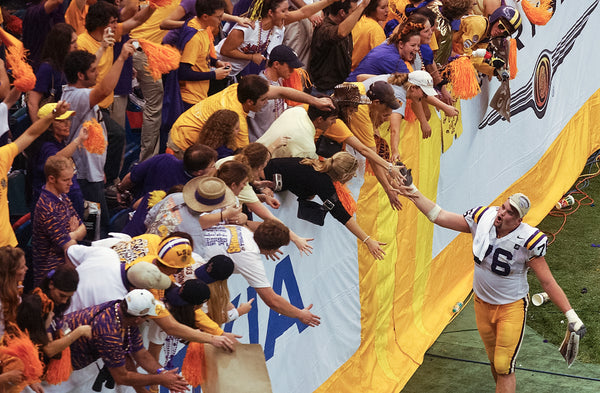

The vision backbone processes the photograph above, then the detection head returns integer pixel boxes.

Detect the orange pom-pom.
[148,0,176,7]
[509,38,518,80]
[281,68,312,107]
[0,27,36,92]
[445,56,480,100]
[45,347,73,385]
[0,328,44,382]
[82,119,107,155]
[333,181,356,216]
[181,342,206,387]
[404,99,416,122]
[521,0,553,26]
[138,39,181,81]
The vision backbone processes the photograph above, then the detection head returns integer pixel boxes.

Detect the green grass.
[528,156,600,364]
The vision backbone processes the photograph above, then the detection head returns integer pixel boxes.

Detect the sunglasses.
[496,20,510,37]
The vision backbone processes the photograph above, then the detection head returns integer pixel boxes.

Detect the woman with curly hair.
[346,14,425,81]
[196,109,240,159]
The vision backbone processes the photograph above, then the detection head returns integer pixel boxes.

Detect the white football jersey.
[464,206,548,305]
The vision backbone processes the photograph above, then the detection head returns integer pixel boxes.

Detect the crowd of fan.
[0,0,523,391]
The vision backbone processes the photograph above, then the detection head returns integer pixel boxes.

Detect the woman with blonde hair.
[264,152,386,260]
[197,110,240,159]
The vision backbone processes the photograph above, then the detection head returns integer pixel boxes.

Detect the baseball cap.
[408,70,438,96]
[125,289,162,316]
[367,81,400,110]
[38,103,76,120]
[269,45,304,69]
[126,262,172,290]
[195,255,235,284]
[157,236,193,268]
[165,279,211,306]
[508,193,530,218]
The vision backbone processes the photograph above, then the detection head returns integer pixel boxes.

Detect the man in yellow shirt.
[179,0,231,108]
[168,74,335,158]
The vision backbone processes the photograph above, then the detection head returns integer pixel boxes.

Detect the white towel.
[472,208,496,261]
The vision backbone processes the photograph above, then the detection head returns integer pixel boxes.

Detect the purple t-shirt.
[23,2,66,71]
[130,153,192,196]
[34,62,66,100]
[346,42,410,82]
[180,0,197,20]
[113,34,134,96]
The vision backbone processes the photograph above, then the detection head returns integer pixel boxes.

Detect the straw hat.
[182,176,236,213]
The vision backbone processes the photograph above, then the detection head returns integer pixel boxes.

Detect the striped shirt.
[65,301,144,370]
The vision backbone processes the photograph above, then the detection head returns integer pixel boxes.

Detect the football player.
[400,186,586,393]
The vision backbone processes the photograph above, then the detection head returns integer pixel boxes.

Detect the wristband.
[362,235,370,243]
[227,308,240,322]
[156,368,166,375]
[407,184,418,194]
[426,204,442,222]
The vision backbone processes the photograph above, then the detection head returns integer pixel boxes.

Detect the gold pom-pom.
[82,119,107,155]
[521,0,553,26]
[445,56,480,100]
[147,190,167,209]
[138,39,181,81]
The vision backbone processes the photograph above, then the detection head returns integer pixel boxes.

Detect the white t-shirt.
[257,106,318,159]
[202,225,271,288]
[0,103,9,138]
[464,206,548,305]
[66,245,128,313]
[216,21,285,75]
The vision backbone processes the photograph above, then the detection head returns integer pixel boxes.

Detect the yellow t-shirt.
[112,233,162,264]
[319,118,353,144]
[65,1,89,35]
[347,82,376,148]
[351,16,386,70]
[130,1,180,44]
[77,25,124,109]
[195,308,224,335]
[179,18,213,105]
[170,84,249,151]
[0,143,19,247]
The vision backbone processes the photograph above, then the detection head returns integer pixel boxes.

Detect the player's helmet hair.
[489,6,522,35]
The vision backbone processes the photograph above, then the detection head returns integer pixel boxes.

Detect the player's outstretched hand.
[566,309,586,338]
